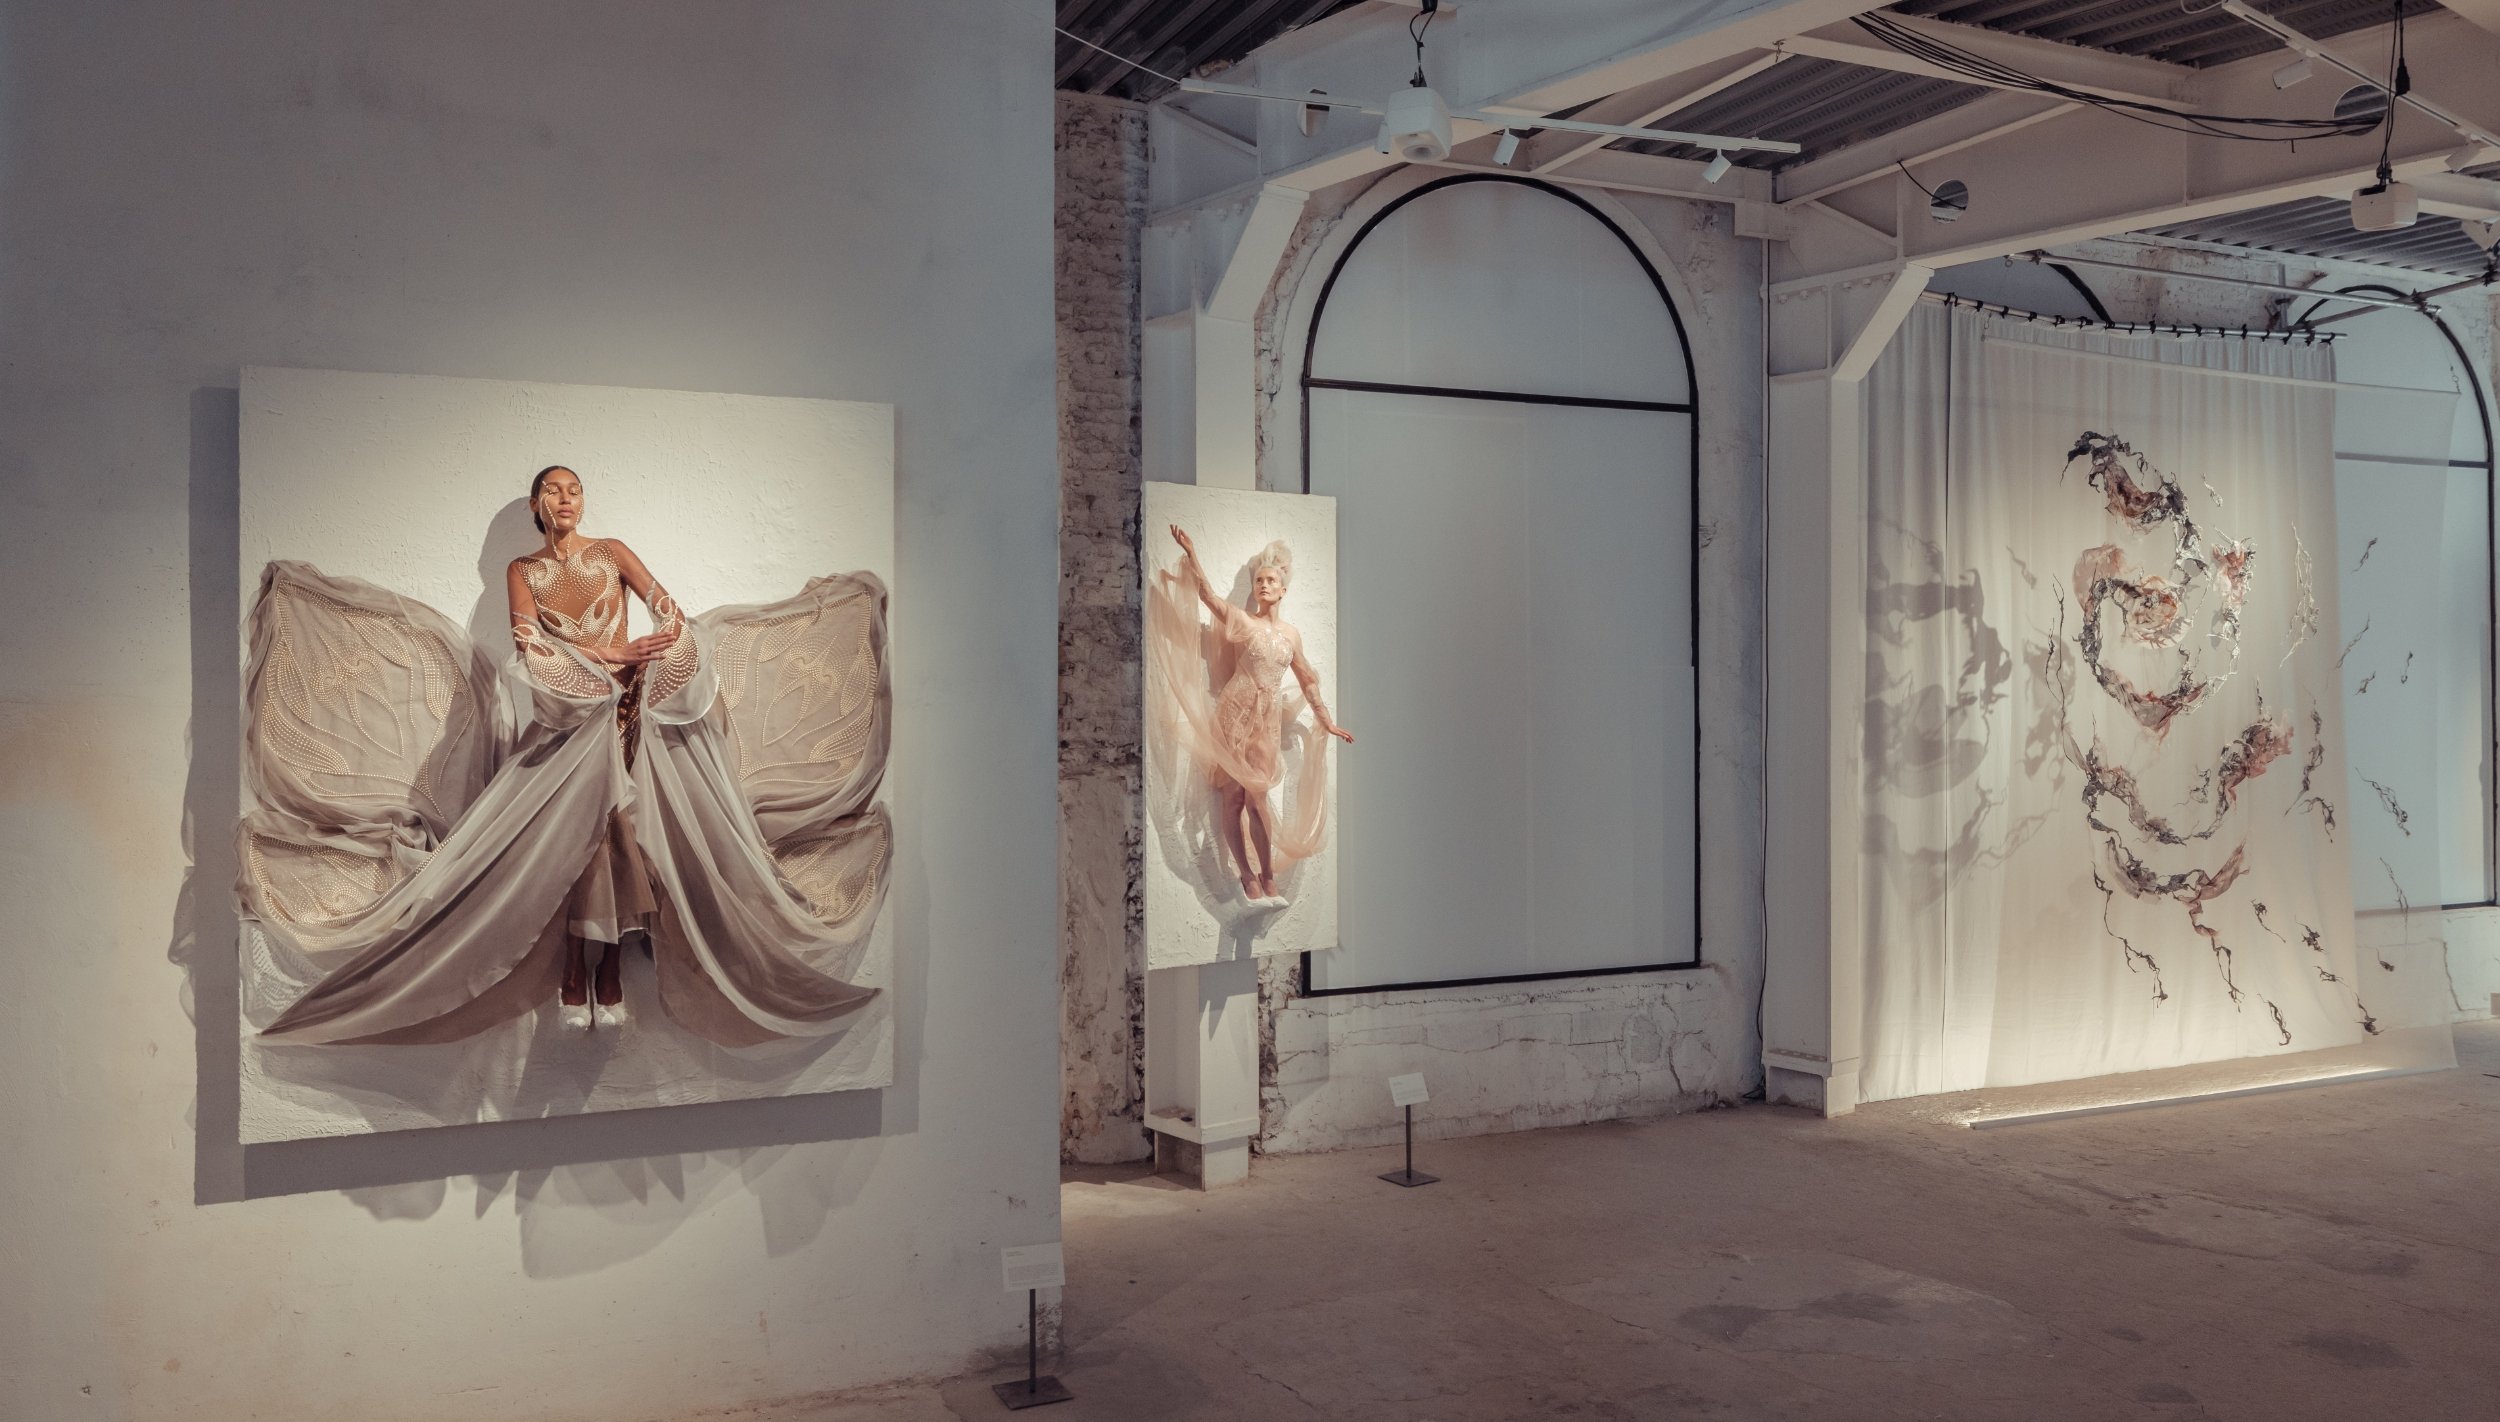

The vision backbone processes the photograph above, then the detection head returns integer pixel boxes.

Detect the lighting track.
[1174,78,1800,159]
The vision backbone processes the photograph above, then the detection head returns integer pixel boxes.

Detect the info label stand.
[1378,1073,1439,1188]
[995,1244,1073,1410]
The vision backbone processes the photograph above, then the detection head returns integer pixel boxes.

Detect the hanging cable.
[1053,26,1183,88]
[2366,1,2410,190]
[1851,13,2382,144]
[1407,0,1439,88]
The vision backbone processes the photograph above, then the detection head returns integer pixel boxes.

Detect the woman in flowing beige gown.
[237,464,892,1047]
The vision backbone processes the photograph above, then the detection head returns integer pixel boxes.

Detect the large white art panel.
[237,366,895,1141]
[1141,483,1340,969]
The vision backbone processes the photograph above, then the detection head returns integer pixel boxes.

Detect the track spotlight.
[1493,129,1523,167]
[1376,84,1452,162]
[1702,150,1733,184]
[2272,56,2312,89]
[2447,142,2498,173]
[2351,178,2419,232]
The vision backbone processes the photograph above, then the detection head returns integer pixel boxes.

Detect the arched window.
[2327,295,2498,910]
[1299,175,1700,993]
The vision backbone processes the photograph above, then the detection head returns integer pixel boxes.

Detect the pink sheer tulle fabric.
[1145,570,1328,863]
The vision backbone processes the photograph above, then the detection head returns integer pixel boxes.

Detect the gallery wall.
[0,2,1060,1418]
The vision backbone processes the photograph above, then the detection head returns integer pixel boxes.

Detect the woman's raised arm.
[1169,524,1230,620]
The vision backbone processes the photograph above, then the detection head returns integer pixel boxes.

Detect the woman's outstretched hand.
[1170,524,1196,560]
[1327,724,1355,744]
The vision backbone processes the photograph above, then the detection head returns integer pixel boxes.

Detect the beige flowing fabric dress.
[236,553,890,1048]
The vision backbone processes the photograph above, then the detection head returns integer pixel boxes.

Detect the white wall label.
[1002,1243,1066,1292]
[1388,1073,1429,1108]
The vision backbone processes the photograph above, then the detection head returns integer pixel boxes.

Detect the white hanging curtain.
[1861,304,2434,1101]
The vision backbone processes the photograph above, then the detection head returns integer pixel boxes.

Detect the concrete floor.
[787,1022,2499,1421]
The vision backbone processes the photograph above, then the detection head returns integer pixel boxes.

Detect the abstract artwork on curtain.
[1860,307,2447,1102]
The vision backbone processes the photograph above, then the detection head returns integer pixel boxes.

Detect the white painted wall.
[0,3,1059,1418]
[1252,178,1771,1152]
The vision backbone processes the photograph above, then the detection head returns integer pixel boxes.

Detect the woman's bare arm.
[1169,524,1229,620]
[603,540,682,665]
[1289,636,1354,743]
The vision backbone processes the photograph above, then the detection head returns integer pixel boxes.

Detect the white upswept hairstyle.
[1252,539,1294,589]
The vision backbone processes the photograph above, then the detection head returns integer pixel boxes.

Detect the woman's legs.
[1217,781,1257,896]
[1242,795,1277,898]
[593,942,624,1007]
[561,937,588,1007]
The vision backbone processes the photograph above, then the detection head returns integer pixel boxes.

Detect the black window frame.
[1295,173,1709,997]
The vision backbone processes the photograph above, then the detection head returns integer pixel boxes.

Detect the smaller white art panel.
[1141,483,1341,969]
[237,367,896,1142]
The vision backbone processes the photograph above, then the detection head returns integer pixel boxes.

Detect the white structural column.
[1141,958,1262,1187]
[1137,182,1308,1186]
[1760,263,1929,1117]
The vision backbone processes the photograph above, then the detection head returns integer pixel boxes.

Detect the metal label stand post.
[1378,1103,1438,1188]
[992,1287,1073,1410]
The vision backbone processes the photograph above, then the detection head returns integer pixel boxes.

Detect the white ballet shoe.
[593,999,632,1030]
[559,1002,594,1032]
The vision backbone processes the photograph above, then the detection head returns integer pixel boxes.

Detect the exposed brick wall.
[1056,91,1152,1165]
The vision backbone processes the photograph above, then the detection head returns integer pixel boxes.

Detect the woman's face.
[537,469,584,535]
[1252,565,1286,608]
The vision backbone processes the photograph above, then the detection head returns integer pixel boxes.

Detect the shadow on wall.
[171,388,906,1273]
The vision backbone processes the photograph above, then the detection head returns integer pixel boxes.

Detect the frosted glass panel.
[2328,306,2482,463]
[2330,304,2491,908]
[2336,458,2491,907]
[1307,388,1696,988]
[1308,180,1690,406]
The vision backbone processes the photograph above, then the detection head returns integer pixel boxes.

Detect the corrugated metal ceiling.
[1062,1,2495,277]
[1630,0,2445,169]
[1055,0,1362,101]
[2148,192,2500,277]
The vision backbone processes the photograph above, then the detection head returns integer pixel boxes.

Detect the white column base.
[1143,957,1262,1189]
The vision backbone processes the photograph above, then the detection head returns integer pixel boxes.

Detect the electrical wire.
[2367,0,2410,189]
[1407,1,1438,88]
[1851,12,2383,145]
[1053,25,1182,87]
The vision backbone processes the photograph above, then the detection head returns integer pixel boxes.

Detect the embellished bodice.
[1229,613,1296,692]
[521,539,629,651]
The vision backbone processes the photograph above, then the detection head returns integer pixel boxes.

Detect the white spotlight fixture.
[1493,129,1523,167]
[2351,177,2420,232]
[1376,84,1452,162]
[2272,56,2312,89]
[1702,150,1733,184]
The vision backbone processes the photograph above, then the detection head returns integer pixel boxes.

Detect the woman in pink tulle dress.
[1160,525,1353,905]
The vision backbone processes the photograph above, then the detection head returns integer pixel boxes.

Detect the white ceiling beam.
[1772,10,2500,283]
[1151,0,1886,215]
[1775,89,2076,205]
[1521,52,1785,174]
[2409,172,2500,223]
[1458,145,1777,204]
[1782,11,2199,108]
[2438,0,2500,42]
